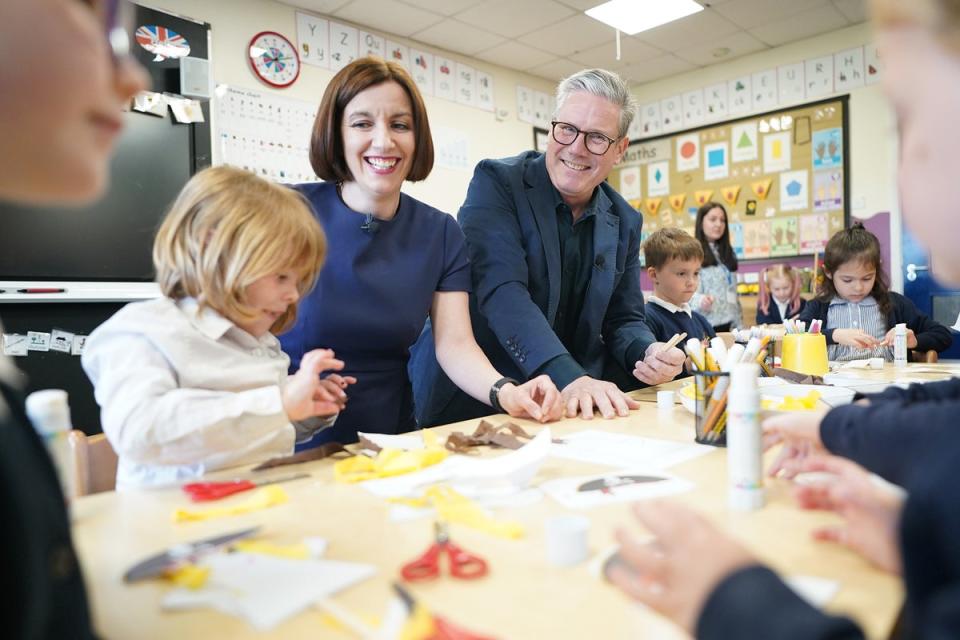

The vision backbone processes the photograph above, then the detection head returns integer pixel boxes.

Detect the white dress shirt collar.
[649,295,693,317]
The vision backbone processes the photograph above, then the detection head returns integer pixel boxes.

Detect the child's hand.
[792,455,905,575]
[282,349,346,421]
[880,327,918,348]
[699,295,714,312]
[762,409,829,478]
[832,328,880,349]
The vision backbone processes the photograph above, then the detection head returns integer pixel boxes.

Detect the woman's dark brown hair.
[695,202,738,271]
[817,222,891,315]
[309,56,434,182]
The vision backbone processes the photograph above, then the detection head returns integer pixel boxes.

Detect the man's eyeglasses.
[550,121,619,155]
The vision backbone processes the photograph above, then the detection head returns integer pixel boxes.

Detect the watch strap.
[489,377,519,413]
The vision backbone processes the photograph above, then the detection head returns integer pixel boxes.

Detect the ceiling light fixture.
[585,0,704,35]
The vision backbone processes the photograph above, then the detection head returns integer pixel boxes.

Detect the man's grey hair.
[553,68,637,139]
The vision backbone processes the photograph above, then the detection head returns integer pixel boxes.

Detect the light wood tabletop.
[70,365,954,639]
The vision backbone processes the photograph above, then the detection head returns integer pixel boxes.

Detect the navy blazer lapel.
[581,188,619,330]
[523,154,562,323]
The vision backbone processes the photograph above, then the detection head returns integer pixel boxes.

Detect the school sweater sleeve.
[797,299,835,343]
[697,565,864,640]
[755,302,779,325]
[859,378,960,405]
[820,399,960,485]
[889,292,953,353]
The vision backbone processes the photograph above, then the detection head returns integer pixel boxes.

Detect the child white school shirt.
[82,297,333,490]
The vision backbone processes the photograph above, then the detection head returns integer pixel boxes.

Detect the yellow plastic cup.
[780,333,829,376]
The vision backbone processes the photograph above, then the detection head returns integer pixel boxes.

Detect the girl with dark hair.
[691,202,741,331]
[797,223,951,361]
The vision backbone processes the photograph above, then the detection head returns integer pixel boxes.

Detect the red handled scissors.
[400,522,488,581]
[181,473,310,502]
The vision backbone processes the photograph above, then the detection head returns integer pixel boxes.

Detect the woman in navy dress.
[280,58,562,446]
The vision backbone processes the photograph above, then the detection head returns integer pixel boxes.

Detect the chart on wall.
[609,97,848,259]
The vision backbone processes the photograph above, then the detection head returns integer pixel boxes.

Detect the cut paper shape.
[780,170,809,212]
[541,470,694,509]
[703,142,729,181]
[763,131,792,173]
[752,179,773,200]
[743,220,772,259]
[549,431,712,470]
[668,193,687,212]
[745,200,757,216]
[731,122,758,163]
[676,133,700,171]
[770,216,799,256]
[136,25,190,61]
[646,161,669,196]
[645,198,663,216]
[173,486,289,523]
[721,185,742,205]
[695,190,714,206]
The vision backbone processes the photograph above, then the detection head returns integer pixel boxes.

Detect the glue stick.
[727,363,764,511]
[894,322,908,367]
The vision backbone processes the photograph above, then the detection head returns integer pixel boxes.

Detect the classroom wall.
[628,22,903,291]
[144,0,556,215]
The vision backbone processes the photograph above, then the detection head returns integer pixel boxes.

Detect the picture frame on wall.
[533,127,549,153]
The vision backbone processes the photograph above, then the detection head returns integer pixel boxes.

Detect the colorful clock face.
[248,31,300,88]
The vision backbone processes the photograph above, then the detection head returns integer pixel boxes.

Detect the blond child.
[642,228,715,367]
[756,263,806,325]
[83,166,349,489]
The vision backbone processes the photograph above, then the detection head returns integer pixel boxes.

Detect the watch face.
[248,31,300,88]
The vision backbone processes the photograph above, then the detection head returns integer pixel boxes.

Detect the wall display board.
[609,97,849,260]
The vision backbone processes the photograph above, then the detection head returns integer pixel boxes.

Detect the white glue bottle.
[25,389,76,500]
[727,362,764,510]
[894,322,908,367]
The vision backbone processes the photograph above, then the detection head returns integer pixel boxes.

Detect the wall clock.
[248,31,300,88]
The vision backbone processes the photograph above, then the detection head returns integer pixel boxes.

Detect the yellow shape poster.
[668,193,687,212]
[694,190,713,206]
[721,185,742,205]
[751,178,773,200]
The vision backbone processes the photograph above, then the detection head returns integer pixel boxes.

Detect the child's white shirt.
[82,297,315,490]
[775,298,790,322]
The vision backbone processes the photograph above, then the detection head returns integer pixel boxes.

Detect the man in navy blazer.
[411,69,684,427]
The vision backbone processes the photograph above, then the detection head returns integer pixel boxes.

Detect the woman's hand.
[496,375,564,423]
[832,328,880,349]
[282,349,346,421]
[793,455,905,574]
[608,501,756,633]
[762,409,829,478]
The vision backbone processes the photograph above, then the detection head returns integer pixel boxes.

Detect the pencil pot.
[693,371,728,447]
[780,334,828,376]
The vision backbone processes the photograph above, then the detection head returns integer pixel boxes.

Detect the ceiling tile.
[554,0,603,10]
[749,3,849,46]
[278,0,353,14]
[457,0,575,38]
[526,57,588,82]
[333,0,444,36]
[673,30,767,66]
[400,0,483,16]
[568,37,662,68]
[474,40,556,70]
[713,0,830,30]
[411,19,506,54]
[521,13,618,57]
[618,54,697,84]
[636,9,741,51]
[832,0,868,23]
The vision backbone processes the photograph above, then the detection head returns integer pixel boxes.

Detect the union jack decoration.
[135,25,191,61]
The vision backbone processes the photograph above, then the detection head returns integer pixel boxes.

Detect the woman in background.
[691,202,741,331]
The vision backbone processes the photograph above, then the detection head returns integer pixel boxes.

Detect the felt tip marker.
[16,288,66,294]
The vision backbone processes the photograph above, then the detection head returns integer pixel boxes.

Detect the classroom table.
[70,366,948,640]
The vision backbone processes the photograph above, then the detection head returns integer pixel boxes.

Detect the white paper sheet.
[550,430,713,470]
[163,554,376,631]
[357,432,425,451]
[785,575,840,608]
[542,470,694,509]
